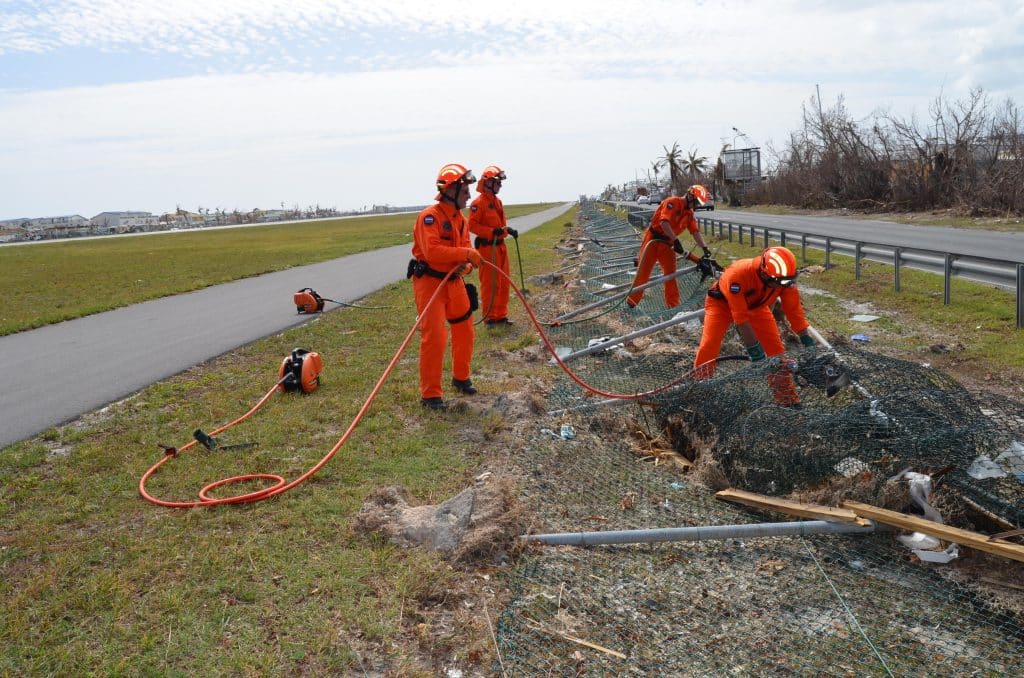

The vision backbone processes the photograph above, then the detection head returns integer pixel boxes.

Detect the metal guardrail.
[621,205,1024,329]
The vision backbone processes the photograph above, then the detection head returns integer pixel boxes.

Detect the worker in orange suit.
[408,163,482,410]
[693,246,817,407]
[468,165,517,326]
[626,184,719,308]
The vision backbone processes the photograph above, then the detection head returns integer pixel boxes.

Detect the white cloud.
[1,0,1022,217]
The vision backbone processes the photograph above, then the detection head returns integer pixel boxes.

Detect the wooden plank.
[843,500,1024,563]
[716,488,871,526]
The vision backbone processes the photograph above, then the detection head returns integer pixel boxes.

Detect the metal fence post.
[944,253,953,305]
[825,237,832,269]
[855,242,862,280]
[728,222,733,242]
[801,233,807,261]
[763,228,769,248]
[780,231,787,248]
[1017,264,1024,329]
[738,224,744,245]
[894,247,901,292]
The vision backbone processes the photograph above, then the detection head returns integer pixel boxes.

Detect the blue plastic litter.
[669,482,685,490]
[851,334,871,343]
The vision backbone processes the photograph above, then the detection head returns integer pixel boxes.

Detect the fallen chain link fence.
[494,201,1024,675]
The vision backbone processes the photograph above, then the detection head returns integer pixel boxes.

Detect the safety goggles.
[489,171,506,181]
[460,171,477,184]
[759,270,799,287]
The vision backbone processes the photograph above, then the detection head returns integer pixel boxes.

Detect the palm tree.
[660,142,686,195]
[683,147,709,184]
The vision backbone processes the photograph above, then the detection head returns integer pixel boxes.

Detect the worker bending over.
[693,246,816,407]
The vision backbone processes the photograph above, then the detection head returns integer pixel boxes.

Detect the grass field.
[0,207,574,674]
[0,202,558,336]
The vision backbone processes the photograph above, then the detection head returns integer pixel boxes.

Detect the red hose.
[140,258,715,509]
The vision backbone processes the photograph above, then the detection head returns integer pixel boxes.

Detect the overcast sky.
[2,0,1022,219]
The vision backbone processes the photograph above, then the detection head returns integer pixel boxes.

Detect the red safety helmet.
[758,246,799,287]
[687,184,709,206]
[477,164,506,192]
[435,163,476,199]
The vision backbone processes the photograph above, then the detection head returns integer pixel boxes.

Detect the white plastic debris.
[994,440,1024,476]
[548,346,573,364]
[868,399,890,425]
[914,543,959,564]
[559,424,576,440]
[898,532,940,550]
[889,468,943,523]
[586,336,624,350]
[967,454,1007,480]
[850,314,880,322]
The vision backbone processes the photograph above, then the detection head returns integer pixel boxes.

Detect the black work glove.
[672,239,685,255]
[800,333,816,348]
[697,257,715,280]
[507,227,519,239]
[492,227,504,237]
[701,251,724,273]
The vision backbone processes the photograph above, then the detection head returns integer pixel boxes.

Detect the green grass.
[0,202,558,336]
[0,207,574,674]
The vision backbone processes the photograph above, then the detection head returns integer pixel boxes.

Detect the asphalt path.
[0,202,574,450]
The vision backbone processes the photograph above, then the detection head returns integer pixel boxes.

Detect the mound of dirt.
[353,475,529,566]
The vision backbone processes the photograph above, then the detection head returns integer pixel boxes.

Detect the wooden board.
[716,488,871,526]
[843,500,1024,563]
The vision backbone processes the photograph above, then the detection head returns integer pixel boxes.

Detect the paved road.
[0,203,574,450]
[704,209,1024,263]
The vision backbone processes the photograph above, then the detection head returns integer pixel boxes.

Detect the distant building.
[91,211,158,234]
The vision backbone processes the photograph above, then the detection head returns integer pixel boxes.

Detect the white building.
[91,211,159,234]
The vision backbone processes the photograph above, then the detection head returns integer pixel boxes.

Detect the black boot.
[421,397,448,411]
[451,378,477,395]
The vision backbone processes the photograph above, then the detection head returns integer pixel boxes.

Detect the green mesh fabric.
[494,201,1023,674]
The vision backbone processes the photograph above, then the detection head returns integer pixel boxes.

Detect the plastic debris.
[586,336,624,350]
[994,441,1024,481]
[559,424,576,440]
[915,543,959,564]
[548,346,572,365]
[669,482,685,490]
[851,334,871,343]
[889,469,943,523]
[898,532,940,550]
[850,314,880,322]
[967,454,1007,480]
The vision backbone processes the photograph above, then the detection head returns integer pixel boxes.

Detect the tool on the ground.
[278,347,323,393]
[293,287,389,313]
[191,428,259,451]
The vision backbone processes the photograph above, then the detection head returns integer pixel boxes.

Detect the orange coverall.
[693,256,810,404]
[467,193,510,323]
[411,202,475,399]
[627,196,702,308]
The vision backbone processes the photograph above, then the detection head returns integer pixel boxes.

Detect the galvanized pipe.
[559,308,706,361]
[523,520,875,546]
[555,265,700,321]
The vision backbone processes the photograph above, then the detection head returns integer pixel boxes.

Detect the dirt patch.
[353,475,529,567]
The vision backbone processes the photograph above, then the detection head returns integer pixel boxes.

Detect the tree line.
[747,87,1024,215]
